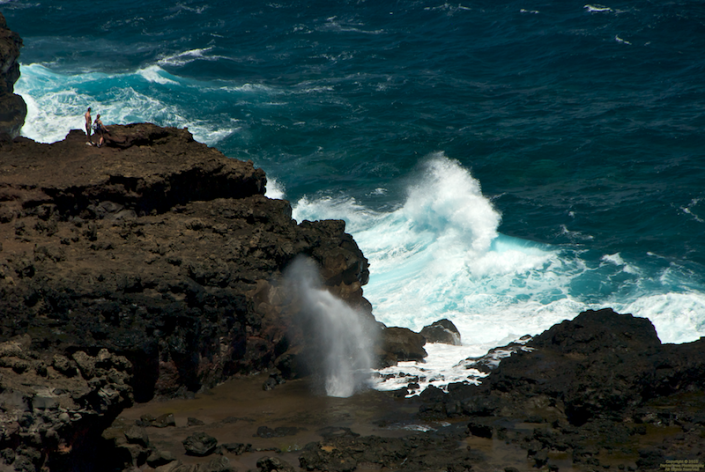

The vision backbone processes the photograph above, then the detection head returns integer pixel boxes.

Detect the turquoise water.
[4,1,705,351]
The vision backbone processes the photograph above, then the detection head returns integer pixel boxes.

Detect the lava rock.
[182,432,218,457]
[257,456,296,472]
[419,319,461,345]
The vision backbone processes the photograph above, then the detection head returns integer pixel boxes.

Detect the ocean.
[4,0,705,393]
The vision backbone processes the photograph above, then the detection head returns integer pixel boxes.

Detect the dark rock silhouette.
[0,124,377,470]
[419,318,461,345]
[0,12,26,141]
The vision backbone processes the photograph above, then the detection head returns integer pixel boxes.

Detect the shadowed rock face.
[419,318,461,345]
[0,124,379,470]
[0,125,375,397]
[0,335,133,472]
[0,12,26,141]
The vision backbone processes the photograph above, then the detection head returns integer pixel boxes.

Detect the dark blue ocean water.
[4,1,705,368]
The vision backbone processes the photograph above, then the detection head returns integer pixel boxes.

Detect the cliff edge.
[0,125,375,469]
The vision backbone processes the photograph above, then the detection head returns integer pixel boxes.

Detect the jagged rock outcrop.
[419,318,461,345]
[415,308,705,470]
[0,12,26,141]
[0,124,378,470]
[0,335,132,471]
[377,326,427,367]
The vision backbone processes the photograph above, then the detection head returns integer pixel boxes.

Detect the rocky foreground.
[0,122,428,469]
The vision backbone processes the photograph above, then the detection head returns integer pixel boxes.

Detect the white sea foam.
[265,177,286,200]
[561,224,594,241]
[372,343,489,394]
[320,17,384,35]
[681,199,704,223]
[15,63,238,145]
[584,4,612,13]
[157,47,216,67]
[175,2,208,14]
[293,153,705,393]
[618,293,705,344]
[138,65,178,85]
[219,83,277,94]
[424,3,472,13]
[18,88,87,143]
[602,253,633,271]
[615,35,632,45]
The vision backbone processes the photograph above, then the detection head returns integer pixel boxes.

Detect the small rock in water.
[419,319,461,345]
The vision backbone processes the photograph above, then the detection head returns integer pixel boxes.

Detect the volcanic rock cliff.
[0,12,26,141]
[0,123,386,469]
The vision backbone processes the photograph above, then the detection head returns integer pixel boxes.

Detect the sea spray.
[284,256,378,398]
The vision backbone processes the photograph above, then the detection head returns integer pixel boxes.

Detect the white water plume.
[285,257,378,397]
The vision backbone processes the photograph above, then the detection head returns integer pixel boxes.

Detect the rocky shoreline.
[0,121,425,470]
[2,12,704,472]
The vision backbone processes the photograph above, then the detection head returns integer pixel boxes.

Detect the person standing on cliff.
[85,107,93,145]
[93,114,107,148]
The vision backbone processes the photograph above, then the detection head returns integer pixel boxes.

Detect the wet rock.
[257,455,296,472]
[202,456,235,472]
[466,420,493,439]
[188,417,205,426]
[419,318,461,345]
[0,448,15,465]
[378,326,427,366]
[140,413,177,428]
[299,430,483,472]
[317,426,360,440]
[1,123,376,401]
[254,426,302,438]
[218,443,252,455]
[183,432,218,457]
[125,426,150,447]
[147,449,177,468]
[155,462,196,472]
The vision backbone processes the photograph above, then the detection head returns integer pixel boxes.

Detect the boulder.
[182,432,218,457]
[377,326,427,366]
[147,449,177,468]
[419,319,461,345]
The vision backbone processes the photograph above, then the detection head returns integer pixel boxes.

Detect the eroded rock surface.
[0,12,26,141]
[0,335,132,471]
[419,318,461,345]
[0,125,376,470]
